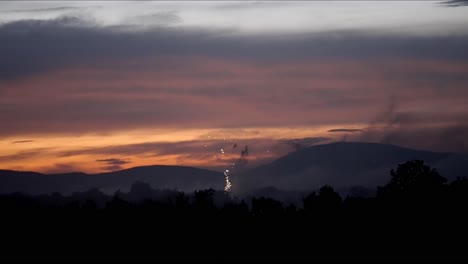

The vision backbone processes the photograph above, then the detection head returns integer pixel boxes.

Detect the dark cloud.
[2,16,468,80]
[101,165,124,172]
[0,6,99,14]
[327,129,362,133]
[96,158,131,172]
[441,0,468,6]
[96,158,131,165]
[12,140,34,144]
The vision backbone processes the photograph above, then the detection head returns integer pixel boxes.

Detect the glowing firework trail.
[201,136,232,192]
[224,145,249,193]
[203,135,248,193]
[224,169,232,192]
[221,147,232,192]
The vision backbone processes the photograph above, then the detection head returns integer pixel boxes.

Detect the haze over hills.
[235,142,468,193]
[0,165,224,195]
[1,142,467,196]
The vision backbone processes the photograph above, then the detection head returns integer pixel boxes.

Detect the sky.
[0,1,468,173]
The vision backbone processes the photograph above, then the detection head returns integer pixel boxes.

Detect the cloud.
[1,54,467,138]
[60,137,328,158]
[0,149,45,162]
[437,122,468,153]
[0,16,467,156]
[2,16,468,80]
[1,6,100,14]
[441,0,468,6]
[96,158,131,171]
[12,140,34,144]
[215,1,266,10]
[126,11,181,26]
[53,136,330,172]
[96,158,131,165]
[327,129,362,133]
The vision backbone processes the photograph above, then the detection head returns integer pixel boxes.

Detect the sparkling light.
[224,169,232,192]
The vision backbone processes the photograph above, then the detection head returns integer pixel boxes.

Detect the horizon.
[0,141,454,174]
[1,1,468,174]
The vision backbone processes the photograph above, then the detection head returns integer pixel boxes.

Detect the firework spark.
[224,169,232,192]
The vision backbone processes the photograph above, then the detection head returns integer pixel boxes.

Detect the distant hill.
[235,142,468,193]
[0,165,224,195]
[2,142,468,196]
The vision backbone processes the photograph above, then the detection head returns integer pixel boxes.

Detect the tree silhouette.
[251,197,284,217]
[2,167,468,261]
[221,200,249,218]
[302,191,317,213]
[82,199,97,211]
[192,188,216,214]
[449,177,468,206]
[106,195,131,211]
[316,185,342,209]
[302,185,342,216]
[173,191,190,210]
[378,160,447,206]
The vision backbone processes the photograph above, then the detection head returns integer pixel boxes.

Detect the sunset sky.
[1,1,468,173]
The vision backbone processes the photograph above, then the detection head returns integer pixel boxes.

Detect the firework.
[224,169,232,192]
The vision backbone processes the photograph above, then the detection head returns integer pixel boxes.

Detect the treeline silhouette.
[2,160,468,261]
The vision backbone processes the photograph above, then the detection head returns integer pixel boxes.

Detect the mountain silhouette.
[2,142,468,196]
[0,165,223,195]
[236,142,468,193]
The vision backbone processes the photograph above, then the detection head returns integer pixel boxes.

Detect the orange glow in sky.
[0,126,362,173]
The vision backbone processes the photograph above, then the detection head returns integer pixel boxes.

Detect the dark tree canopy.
[378,160,447,201]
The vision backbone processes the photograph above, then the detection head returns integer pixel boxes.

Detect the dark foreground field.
[2,160,468,261]
[3,207,468,261]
